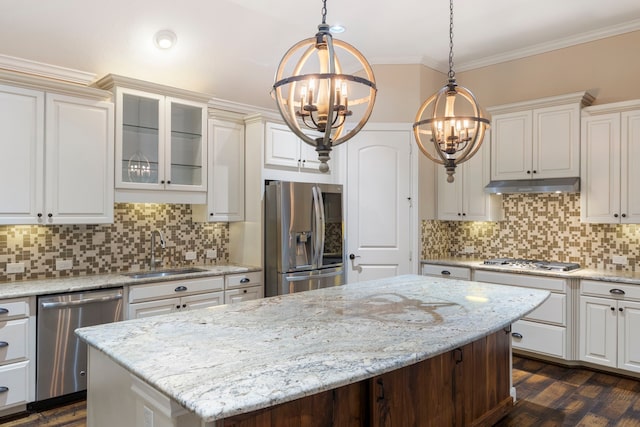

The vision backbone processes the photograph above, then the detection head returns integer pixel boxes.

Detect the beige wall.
[372,30,640,115]
[369,63,445,123]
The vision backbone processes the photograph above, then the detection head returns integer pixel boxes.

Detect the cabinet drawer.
[0,319,28,364]
[0,298,31,320]
[226,271,262,290]
[474,270,566,292]
[225,285,263,304]
[525,293,566,326]
[581,280,640,300]
[0,360,29,409]
[129,276,224,303]
[511,319,566,358]
[422,264,471,280]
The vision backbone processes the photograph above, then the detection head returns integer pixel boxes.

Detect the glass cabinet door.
[166,98,206,189]
[115,88,207,192]
[118,89,164,188]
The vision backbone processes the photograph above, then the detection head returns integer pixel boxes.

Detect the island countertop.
[76,274,549,422]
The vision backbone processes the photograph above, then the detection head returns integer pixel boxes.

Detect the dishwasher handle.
[40,293,123,309]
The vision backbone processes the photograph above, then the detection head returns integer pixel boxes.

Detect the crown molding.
[94,74,212,103]
[208,97,277,117]
[487,91,595,114]
[0,54,96,85]
[456,18,640,72]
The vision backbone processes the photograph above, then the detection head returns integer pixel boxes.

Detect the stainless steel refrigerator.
[264,181,345,296]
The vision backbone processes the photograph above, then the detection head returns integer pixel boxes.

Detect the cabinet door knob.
[37,213,43,218]
[47,213,53,218]
[462,213,466,216]
[619,307,624,312]
[611,306,615,311]
[511,332,523,339]
[161,180,165,184]
[526,170,531,174]
[243,289,248,294]
[622,213,627,218]
[167,180,171,184]
[533,170,537,174]
[609,288,625,295]
[614,213,619,218]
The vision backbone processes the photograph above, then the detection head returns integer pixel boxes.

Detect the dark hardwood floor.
[2,356,640,426]
[496,357,640,426]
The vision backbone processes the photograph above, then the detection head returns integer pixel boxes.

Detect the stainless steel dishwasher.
[36,288,123,401]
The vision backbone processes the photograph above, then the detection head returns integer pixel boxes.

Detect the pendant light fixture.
[272,0,377,173]
[413,0,490,183]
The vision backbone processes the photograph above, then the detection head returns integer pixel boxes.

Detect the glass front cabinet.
[117,88,207,191]
[96,75,209,203]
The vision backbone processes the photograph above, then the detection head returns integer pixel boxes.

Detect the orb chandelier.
[413,0,490,183]
[272,0,377,173]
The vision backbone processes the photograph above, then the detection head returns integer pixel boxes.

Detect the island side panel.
[222,329,513,427]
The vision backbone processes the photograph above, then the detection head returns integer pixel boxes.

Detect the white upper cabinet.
[95,75,209,204]
[264,121,333,175]
[489,91,594,181]
[581,101,640,223]
[436,136,502,221]
[193,112,245,222]
[0,80,114,225]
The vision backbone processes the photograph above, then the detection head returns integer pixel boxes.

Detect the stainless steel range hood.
[484,177,580,194]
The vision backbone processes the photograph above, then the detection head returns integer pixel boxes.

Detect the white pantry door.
[346,125,413,283]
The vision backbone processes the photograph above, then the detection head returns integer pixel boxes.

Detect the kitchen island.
[76,274,549,427]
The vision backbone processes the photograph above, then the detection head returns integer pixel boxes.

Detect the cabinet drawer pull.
[609,289,625,295]
[441,270,451,276]
[0,308,8,315]
[0,386,8,394]
[240,278,250,283]
[511,332,523,339]
[175,286,188,292]
[0,341,8,348]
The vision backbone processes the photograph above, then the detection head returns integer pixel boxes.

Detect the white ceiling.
[1,0,640,109]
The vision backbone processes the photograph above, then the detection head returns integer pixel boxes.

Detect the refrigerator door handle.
[286,269,344,281]
[312,185,325,269]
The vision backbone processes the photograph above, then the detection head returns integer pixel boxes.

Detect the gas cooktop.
[483,258,581,272]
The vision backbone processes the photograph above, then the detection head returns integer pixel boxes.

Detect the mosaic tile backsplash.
[0,203,229,283]
[422,193,640,272]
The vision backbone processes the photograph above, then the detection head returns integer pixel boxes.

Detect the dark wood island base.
[223,329,512,427]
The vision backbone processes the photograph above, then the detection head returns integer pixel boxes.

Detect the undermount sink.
[123,267,209,280]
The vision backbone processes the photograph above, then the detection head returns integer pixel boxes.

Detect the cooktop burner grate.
[483,258,581,272]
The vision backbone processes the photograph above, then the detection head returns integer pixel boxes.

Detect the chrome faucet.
[150,230,166,270]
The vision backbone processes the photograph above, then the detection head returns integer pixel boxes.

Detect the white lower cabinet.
[128,276,225,319]
[421,264,471,280]
[580,280,640,373]
[127,272,264,319]
[224,271,263,304]
[474,270,570,359]
[0,297,35,415]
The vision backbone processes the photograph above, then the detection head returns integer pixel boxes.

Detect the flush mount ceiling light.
[272,0,376,173]
[154,30,177,50]
[413,0,490,183]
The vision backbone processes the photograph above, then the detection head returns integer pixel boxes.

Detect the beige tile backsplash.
[422,193,640,272]
[0,203,229,283]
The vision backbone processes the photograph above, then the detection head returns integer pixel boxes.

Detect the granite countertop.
[0,264,261,299]
[421,258,640,285]
[76,274,549,422]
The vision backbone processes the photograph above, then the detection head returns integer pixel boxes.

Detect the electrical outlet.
[6,262,25,274]
[612,255,628,265]
[206,248,217,259]
[55,259,73,271]
[185,251,197,261]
